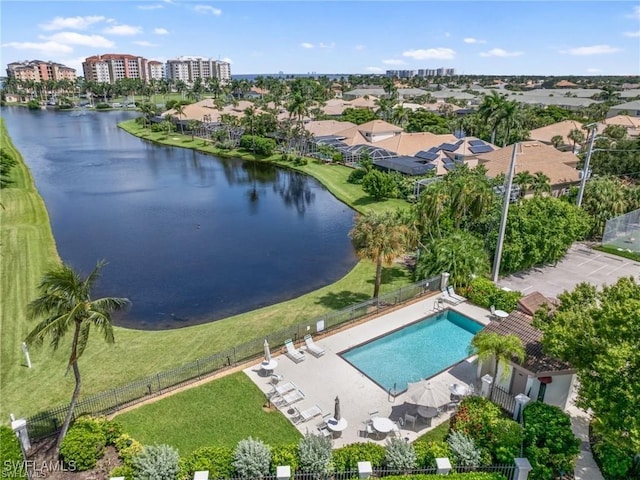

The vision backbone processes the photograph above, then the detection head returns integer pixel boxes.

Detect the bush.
[239,135,276,156]
[384,437,417,471]
[522,402,580,480]
[95,103,111,110]
[233,437,271,479]
[463,277,522,311]
[93,417,123,444]
[270,444,299,473]
[0,425,26,479]
[298,433,333,475]
[413,440,451,468]
[132,444,180,480]
[361,169,397,199]
[114,434,144,466]
[292,156,307,166]
[27,100,40,110]
[59,417,107,471]
[179,446,234,480]
[447,431,482,467]
[347,168,367,185]
[381,474,507,480]
[592,435,638,479]
[109,465,134,479]
[332,443,385,472]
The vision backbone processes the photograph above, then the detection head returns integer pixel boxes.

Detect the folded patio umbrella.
[264,339,272,363]
[334,396,341,421]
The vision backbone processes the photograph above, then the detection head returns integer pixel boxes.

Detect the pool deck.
[244,294,492,447]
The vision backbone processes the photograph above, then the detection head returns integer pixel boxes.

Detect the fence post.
[514,458,532,480]
[514,394,531,421]
[11,418,31,452]
[156,373,162,392]
[113,389,119,408]
[357,461,372,479]
[276,466,291,480]
[435,457,452,474]
[481,374,493,398]
[196,359,201,379]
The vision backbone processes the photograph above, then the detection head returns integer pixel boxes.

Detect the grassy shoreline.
[0,117,412,420]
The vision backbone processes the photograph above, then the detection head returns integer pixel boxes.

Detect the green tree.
[567,128,585,151]
[530,172,551,196]
[341,107,377,125]
[469,331,525,397]
[513,171,535,197]
[361,169,397,200]
[415,230,490,288]
[173,104,186,133]
[349,211,409,298]
[582,176,629,237]
[25,261,129,452]
[478,91,506,144]
[550,135,564,149]
[533,277,640,478]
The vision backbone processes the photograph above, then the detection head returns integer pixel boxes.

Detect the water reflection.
[3,107,357,329]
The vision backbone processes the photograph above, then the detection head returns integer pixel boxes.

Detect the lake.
[2,107,358,329]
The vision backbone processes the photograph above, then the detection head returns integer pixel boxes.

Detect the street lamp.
[576,123,597,208]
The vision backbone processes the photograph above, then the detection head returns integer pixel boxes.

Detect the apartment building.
[165,56,231,84]
[147,60,165,80]
[386,67,456,78]
[82,54,150,83]
[6,60,76,83]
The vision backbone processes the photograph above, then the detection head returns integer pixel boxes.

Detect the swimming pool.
[340,309,483,393]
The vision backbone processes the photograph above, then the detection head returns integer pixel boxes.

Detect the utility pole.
[576,123,597,208]
[492,143,518,283]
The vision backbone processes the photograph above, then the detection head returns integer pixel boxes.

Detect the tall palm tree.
[568,128,585,152]
[469,331,525,397]
[349,211,409,298]
[514,171,535,197]
[530,172,551,196]
[25,261,129,452]
[478,91,506,144]
[173,104,186,133]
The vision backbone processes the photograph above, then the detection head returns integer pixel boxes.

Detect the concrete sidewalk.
[566,399,604,480]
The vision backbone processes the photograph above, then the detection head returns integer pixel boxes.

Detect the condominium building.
[147,60,165,80]
[386,67,455,78]
[82,54,150,83]
[6,60,76,83]
[165,56,231,84]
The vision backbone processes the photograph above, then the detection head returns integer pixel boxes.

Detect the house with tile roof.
[607,100,640,118]
[476,141,581,195]
[480,292,576,410]
[528,120,586,149]
[601,115,640,137]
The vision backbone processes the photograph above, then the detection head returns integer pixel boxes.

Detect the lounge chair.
[292,405,323,424]
[284,339,306,363]
[447,286,467,303]
[274,389,305,407]
[304,334,326,357]
[269,381,296,398]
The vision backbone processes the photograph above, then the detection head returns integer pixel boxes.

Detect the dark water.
[2,107,358,329]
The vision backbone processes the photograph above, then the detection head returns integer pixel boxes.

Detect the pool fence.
[24,276,442,440]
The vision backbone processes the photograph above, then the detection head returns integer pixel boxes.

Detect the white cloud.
[627,6,640,19]
[133,41,159,47]
[479,48,523,57]
[154,28,169,35]
[193,5,222,15]
[221,57,232,64]
[354,45,366,51]
[402,47,456,60]
[318,42,335,49]
[1,41,73,55]
[587,68,602,73]
[464,37,486,44]
[138,4,164,10]
[623,30,640,38]
[300,42,314,49]
[366,67,384,73]
[382,59,405,65]
[559,44,621,55]
[39,15,106,31]
[58,56,87,73]
[103,24,143,36]
[42,32,115,48]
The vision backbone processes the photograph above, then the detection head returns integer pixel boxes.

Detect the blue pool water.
[341,310,483,392]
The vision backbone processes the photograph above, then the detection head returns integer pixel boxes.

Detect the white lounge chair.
[270,381,296,398]
[292,405,323,424]
[447,286,467,303]
[284,339,306,363]
[274,389,305,407]
[304,334,326,357]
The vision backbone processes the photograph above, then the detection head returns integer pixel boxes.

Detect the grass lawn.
[116,372,301,454]
[1,120,414,420]
[593,244,640,262]
[415,419,450,443]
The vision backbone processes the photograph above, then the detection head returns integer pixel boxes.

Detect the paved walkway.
[566,397,604,480]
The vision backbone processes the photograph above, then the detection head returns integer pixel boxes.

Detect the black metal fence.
[490,385,517,416]
[26,277,441,440]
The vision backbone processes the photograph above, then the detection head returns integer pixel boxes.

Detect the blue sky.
[1,1,639,76]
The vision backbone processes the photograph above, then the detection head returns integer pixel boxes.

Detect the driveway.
[498,243,640,298]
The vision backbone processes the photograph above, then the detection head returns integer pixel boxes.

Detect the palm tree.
[469,331,525,397]
[530,172,551,196]
[568,128,585,152]
[514,171,535,197]
[25,261,129,452]
[173,104,186,133]
[550,135,564,149]
[349,211,409,298]
[478,91,506,144]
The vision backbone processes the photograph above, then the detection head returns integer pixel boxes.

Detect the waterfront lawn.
[116,372,301,454]
[1,119,414,419]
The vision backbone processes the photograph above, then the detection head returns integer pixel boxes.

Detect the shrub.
[59,417,107,471]
[93,417,123,444]
[27,100,40,110]
[179,446,234,480]
[292,156,307,166]
[447,431,482,467]
[332,442,385,472]
[114,434,145,466]
[239,135,276,156]
[381,474,506,480]
[413,440,451,468]
[233,437,271,479]
[384,437,417,471]
[132,444,180,480]
[95,103,111,110]
[361,169,397,199]
[463,277,522,311]
[109,465,134,479]
[298,433,333,475]
[347,168,367,184]
[0,425,26,479]
[270,444,299,473]
[489,418,523,464]
[592,435,637,479]
[522,402,580,480]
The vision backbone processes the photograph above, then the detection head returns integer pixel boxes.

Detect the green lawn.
[116,372,301,454]
[415,420,450,443]
[0,120,413,420]
[594,244,640,262]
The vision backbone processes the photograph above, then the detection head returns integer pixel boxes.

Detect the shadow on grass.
[366,267,412,285]
[352,196,382,207]
[314,290,371,310]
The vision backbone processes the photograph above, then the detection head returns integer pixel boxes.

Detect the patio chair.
[404,413,417,430]
[446,286,467,304]
[391,422,402,438]
[293,405,323,424]
[274,389,305,407]
[303,334,326,357]
[269,381,296,398]
[284,339,306,363]
[489,305,497,320]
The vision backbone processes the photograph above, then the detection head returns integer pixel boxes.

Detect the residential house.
[528,120,586,149]
[601,115,640,137]
[607,100,640,118]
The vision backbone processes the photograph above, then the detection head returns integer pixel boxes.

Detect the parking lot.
[499,243,640,299]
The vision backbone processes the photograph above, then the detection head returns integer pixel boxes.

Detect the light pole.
[576,123,597,208]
